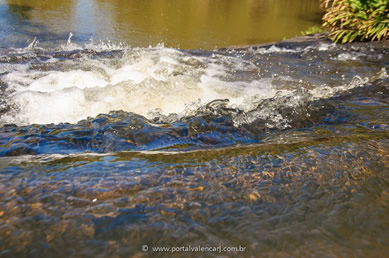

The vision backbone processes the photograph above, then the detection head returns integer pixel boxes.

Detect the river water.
[1,1,389,258]
[0,0,322,49]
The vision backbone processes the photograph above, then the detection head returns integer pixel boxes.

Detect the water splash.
[0,39,388,130]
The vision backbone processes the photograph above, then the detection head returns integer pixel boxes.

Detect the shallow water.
[0,1,389,256]
[0,36,389,257]
[0,0,322,49]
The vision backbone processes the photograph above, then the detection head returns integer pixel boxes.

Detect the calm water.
[0,1,389,258]
[0,0,322,49]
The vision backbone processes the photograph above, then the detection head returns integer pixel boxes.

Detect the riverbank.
[221,32,389,52]
[220,32,332,50]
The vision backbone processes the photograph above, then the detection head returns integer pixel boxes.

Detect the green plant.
[301,26,325,36]
[321,0,389,43]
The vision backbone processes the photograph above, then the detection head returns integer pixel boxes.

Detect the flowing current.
[0,36,389,257]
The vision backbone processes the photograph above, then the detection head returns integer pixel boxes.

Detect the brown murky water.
[1,0,322,49]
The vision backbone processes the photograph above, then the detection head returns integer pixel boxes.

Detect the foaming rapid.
[0,37,388,128]
[0,42,278,125]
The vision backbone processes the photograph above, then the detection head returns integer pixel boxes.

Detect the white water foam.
[1,39,386,126]
[1,44,278,125]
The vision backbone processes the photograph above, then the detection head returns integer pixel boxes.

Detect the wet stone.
[113,197,130,208]
[87,203,117,215]
[65,197,91,207]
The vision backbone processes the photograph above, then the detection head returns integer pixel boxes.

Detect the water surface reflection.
[0,0,322,49]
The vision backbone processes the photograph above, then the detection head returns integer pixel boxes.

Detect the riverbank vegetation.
[301,25,325,35]
[321,0,389,43]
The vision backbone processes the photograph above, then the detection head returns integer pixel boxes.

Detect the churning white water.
[0,39,386,126]
[0,43,279,125]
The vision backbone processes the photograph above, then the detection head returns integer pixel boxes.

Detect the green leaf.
[322,0,389,43]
